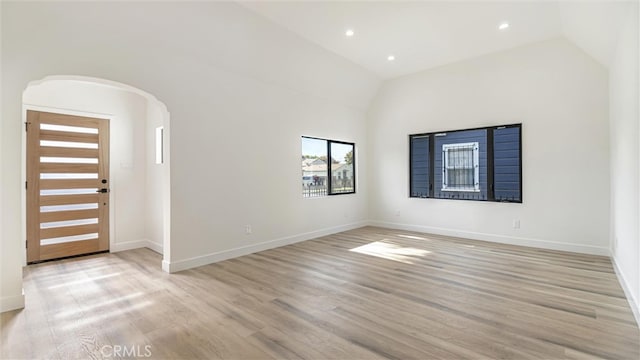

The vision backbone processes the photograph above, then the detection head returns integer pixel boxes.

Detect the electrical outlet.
[245,225,252,235]
[513,219,520,229]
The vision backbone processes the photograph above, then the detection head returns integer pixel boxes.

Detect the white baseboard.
[145,240,163,254]
[111,239,163,254]
[111,239,149,252]
[367,220,610,256]
[162,260,171,273]
[1,291,25,313]
[163,221,367,273]
[611,255,640,328]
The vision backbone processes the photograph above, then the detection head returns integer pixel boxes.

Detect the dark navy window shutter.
[410,136,430,198]
[493,126,521,202]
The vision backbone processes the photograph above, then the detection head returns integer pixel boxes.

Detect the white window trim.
[442,142,480,192]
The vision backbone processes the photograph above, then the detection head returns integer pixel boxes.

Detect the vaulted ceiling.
[240,1,631,79]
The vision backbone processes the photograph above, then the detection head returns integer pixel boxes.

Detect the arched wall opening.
[21,76,171,268]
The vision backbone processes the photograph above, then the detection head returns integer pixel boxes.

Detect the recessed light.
[387,55,395,61]
[499,22,510,30]
[345,29,355,37]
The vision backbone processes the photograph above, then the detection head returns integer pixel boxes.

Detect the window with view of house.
[410,124,521,202]
[442,142,479,191]
[301,136,355,198]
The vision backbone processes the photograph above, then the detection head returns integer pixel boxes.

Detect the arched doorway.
[21,76,171,270]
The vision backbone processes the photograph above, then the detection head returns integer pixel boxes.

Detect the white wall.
[23,80,159,252]
[367,38,610,255]
[0,1,23,312]
[0,1,15,313]
[559,1,629,68]
[145,101,165,253]
[609,2,640,322]
[1,1,379,310]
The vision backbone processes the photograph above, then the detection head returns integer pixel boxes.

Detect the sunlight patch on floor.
[397,234,430,241]
[61,300,153,331]
[47,272,121,289]
[349,241,431,264]
[55,292,144,319]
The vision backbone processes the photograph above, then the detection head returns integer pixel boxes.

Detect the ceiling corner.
[558,1,632,69]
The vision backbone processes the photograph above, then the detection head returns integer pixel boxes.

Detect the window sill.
[302,192,356,199]
[441,188,480,193]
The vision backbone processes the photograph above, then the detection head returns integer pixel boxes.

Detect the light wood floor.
[1,226,638,359]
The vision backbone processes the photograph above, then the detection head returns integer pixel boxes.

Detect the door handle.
[97,188,110,193]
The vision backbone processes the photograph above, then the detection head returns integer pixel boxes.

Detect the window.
[409,124,521,202]
[301,136,355,197]
[155,126,164,164]
[442,142,479,191]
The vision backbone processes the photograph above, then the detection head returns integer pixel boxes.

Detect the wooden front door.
[26,110,110,263]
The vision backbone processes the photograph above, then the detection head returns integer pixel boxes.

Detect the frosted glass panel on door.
[40,140,98,149]
[40,233,99,245]
[40,188,98,196]
[41,203,99,212]
[40,218,99,229]
[41,173,98,179]
[41,157,98,164]
[41,124,98,134]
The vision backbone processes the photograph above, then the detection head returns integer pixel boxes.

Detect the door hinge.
[25,122,31,131]
[25,181,28,190]
[26,240,28,249]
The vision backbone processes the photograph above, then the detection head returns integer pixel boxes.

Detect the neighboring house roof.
[302,163,351,172]
[333,163,350,172]
[302,158,326,167]
[302,164,328,172]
